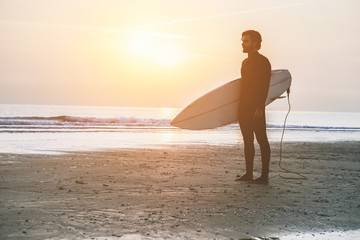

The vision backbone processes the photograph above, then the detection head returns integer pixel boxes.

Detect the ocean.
[0,104,359,154]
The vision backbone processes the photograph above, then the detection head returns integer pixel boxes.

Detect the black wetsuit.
[238,52,271,176]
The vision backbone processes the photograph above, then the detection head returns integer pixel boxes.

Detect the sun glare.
[156,45,182,66]
[129,34,185,67]
[160,107,177,118]
[160,132,174,143]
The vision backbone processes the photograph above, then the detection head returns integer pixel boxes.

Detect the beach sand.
[0,141,359,239]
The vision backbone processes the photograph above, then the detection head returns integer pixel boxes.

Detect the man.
[235,30,271,184]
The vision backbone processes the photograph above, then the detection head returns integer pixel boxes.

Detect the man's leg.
[253,111,271,184]
[235,117,255,181]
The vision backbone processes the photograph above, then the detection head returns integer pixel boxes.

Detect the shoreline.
[2,139,360,156]
[1,141,359,239]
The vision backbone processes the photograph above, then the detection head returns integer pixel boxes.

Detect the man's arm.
[253,57,271,119]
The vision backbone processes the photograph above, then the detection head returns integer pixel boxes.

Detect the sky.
[1,0,360,112]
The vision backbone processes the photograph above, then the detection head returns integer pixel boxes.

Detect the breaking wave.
[1,116,359,132]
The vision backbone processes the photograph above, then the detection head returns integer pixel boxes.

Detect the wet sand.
[0,141,359,239]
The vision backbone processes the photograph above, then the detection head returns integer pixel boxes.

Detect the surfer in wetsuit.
[235,30,271,184]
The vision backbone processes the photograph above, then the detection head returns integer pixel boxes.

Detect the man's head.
[241,30,262,53]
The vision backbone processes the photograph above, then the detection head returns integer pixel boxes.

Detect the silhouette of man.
[235,30,271,184]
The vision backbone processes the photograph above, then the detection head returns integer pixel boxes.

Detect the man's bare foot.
[251,175,269,185]
[234,173,253,182]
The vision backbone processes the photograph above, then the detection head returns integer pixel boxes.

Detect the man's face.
[241,35,255,53]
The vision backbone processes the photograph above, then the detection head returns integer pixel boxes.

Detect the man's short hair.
[242,30,262,50]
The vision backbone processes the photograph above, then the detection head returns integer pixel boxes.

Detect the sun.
[129,34,185,67]
[156,45,182,67]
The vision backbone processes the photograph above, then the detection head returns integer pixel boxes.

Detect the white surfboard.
[170,69,291,130]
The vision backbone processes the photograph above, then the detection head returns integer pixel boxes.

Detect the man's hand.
[253,108,263,120]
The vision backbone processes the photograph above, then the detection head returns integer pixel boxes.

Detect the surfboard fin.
[271,95,286,101]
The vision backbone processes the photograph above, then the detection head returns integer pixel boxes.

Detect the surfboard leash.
[277,88,307,180]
